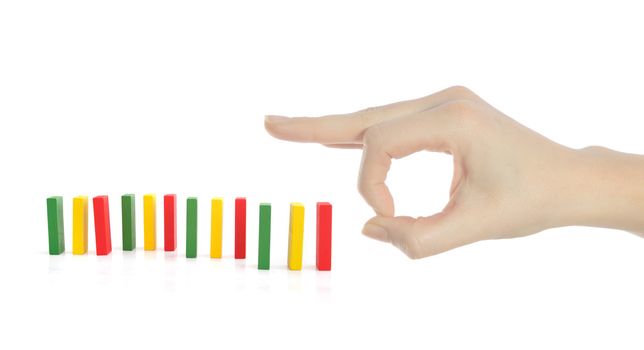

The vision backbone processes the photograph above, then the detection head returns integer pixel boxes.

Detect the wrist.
[551,146,644,232]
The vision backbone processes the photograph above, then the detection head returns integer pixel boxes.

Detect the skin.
[264,86,644,259]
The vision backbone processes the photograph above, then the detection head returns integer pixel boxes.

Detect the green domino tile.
[186,197,198,258]
[121,194,136,251]
[47,196,65,255]
[258,203,271,270]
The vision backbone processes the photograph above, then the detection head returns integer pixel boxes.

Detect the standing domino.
[235,197,246,259]
[288,203,305,271]
[164,194,177,252]
[186,197,198,258]
[210,198,223,258]
[72,196,88,255]
[46,196,65,255]
[121,194,136,251]
[316,202,332,271]
[143,194,156,251]
[258,203,271,270]
[93,195,112,256]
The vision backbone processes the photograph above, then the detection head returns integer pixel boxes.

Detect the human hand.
[264,86,644,258]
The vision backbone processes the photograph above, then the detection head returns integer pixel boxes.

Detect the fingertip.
[264,115,293,140]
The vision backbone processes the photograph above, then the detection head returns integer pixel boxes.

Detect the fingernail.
[264,115,289,124]
[362,223,389,242]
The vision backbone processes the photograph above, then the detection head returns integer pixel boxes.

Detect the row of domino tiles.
[46,195,332,271]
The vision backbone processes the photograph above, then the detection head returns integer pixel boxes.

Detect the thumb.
[362,210,479,259]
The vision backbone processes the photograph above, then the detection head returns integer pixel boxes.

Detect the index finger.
[264,85,481,145]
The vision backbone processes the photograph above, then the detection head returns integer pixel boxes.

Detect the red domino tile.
[93,195,112,256]
[164,194,177,252]
[316,202,332,271]
[235,197,246,259]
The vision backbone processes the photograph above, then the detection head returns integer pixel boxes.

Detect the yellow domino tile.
[288,202,305,270]
[72,196,88,255]
[210,198,223,258]
[143,194,156,251]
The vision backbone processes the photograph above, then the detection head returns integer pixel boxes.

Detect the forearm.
[555,146,644,234]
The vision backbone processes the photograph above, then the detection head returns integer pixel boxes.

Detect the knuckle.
[361,123,384,146]
[292,117,321,142]
[442,99,478,115]
[355,110,369,130]
[581,145,613,154]
[445,85,476,99]
[356,106,380,127]
[361,106,382,115]
[440,99,483,127]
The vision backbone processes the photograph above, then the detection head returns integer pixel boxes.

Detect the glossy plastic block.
[210,198,223,258]
[316,202,332,271]
[164,194,177,252]
[258,203,271,270]
[235,197,246,259]
[288,203,304,271]
[143,194,156,251]
[46,196,65,255]
[121,194,136,251]
[93,195,112,256]
[186,197,198,258]
[72,196,88,255]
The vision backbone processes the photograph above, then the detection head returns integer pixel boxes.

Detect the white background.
[1,0,644,348]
